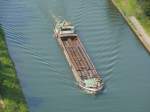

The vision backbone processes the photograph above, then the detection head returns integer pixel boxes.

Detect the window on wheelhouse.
[61,28,72,31]
[60,27,74,34]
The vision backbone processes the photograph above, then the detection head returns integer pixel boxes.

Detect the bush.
[138,0,150,17]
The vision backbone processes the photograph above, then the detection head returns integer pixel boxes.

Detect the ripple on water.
[64,0,120,79]
[1,0,150,112]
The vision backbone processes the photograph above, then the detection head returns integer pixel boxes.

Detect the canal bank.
[111,0,150,53]
[0,96,5,109]
[0,28,28,112]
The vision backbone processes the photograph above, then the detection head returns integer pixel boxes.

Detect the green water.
[0,0,150,112]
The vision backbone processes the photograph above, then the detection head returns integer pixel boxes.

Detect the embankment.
[111,0,150,53]
[0,27,28,112]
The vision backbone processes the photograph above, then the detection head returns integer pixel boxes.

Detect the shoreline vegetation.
[0,27,28,112]
[111,0,150,53]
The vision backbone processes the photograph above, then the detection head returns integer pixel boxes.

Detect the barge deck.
[62,36,98,80]
[54,20,104,94]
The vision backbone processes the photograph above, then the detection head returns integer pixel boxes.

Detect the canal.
[0,0,150,112]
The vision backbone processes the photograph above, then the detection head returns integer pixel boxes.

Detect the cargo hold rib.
[54,20,104,94]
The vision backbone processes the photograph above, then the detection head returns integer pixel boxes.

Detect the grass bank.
[111,0,150,53]
[113,0,150,36]
[0,27,28,112]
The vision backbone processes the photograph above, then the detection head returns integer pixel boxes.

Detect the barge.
[54,20,104,94]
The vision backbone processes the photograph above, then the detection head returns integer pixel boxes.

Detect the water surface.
[0,0,150,112]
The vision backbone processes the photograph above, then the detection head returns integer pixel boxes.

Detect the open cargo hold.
[54,20,104,94]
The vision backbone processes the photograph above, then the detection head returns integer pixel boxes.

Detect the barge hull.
[54,20,103,94]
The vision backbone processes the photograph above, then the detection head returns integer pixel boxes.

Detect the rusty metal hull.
[55,33,103,94]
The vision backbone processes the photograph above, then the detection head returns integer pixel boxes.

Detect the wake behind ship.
[54,20,104,94]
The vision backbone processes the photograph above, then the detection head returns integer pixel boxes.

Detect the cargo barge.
[54,20,104,94]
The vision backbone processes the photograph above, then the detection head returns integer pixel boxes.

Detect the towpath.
[129,16,150,52]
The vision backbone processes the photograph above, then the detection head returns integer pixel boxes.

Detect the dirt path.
[0,96,5,109]
[129,16,150,52]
